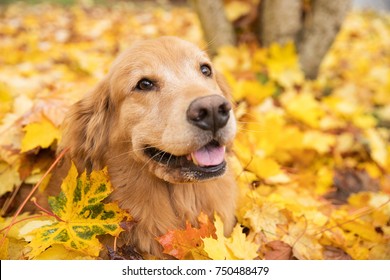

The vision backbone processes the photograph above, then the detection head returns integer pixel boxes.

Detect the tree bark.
[257,0,302,47]
[193,0,351,79]
[298,0,352,79]
[190,0,236,56]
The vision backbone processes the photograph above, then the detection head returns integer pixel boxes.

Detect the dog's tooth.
[191,153,200,166]
[187,153,199,165]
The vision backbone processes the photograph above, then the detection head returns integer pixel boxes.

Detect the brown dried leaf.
[263,240,293,260]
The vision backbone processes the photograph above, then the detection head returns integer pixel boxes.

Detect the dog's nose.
[187,95,231,134]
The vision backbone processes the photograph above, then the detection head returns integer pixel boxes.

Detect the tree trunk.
[298,0,352,79]
[258,0,302,47]
[190,0,236,56]
[193,0,351,79]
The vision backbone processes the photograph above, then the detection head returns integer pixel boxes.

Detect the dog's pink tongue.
[191,145,225,167]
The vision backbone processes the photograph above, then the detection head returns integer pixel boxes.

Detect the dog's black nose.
[187,95,231,134]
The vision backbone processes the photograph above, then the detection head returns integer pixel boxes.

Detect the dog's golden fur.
[50,37,237,257]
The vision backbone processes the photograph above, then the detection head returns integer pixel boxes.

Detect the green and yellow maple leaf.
[26,162,131,258]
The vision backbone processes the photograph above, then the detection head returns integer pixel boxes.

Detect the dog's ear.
[59,78,113,172]
[216,72,234,104]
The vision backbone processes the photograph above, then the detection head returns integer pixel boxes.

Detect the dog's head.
[62,37,236,183]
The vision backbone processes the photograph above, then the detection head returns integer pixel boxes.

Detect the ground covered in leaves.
[0,2,390,260]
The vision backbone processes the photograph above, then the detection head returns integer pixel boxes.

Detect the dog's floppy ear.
[216,71,234,104]
[59,78,113,172]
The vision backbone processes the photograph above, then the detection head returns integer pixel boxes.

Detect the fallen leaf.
[202,215,235,260]
[203,214,259,260]
[21,118,61,152]
[283,92,324,128]
[326,168,380,204]
[281,216,323,260]
[33,244,93,260]
[323,246,352,260]
[226,225,259,259]
[108,244,143,260]
[263,240,293,260]
[0,234,9,259]
[156,212,215,260]
[0,160,21,196]
[364,128,388,168]
[26,162,131,258]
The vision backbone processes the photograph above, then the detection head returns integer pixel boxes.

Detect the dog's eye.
[200,64,212,77]
[136,79,155,91]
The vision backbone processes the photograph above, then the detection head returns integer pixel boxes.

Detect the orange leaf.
[156,213,216,260]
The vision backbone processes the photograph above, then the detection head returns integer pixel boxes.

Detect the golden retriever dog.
[52,36,237,257]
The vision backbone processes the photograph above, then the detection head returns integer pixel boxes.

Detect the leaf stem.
[31,197,64,222]
[0,147,69,246]
[114,236,118,252]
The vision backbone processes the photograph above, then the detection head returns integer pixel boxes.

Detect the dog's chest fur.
[108,153,236,257]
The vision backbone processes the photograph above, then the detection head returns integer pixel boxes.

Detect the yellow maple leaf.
[243,203,288,241]
[302,130,336,154]
[368,244,390,260]
[26,163,131,258]
[283,92,324,128]
[314,166,334,195]
[281,216,323,260]
[341,220,383,243]
[0,160,21,196]
[0,83,13,119]
[203,214,258,260]
[20,118,61,152]
[237,111,287,157]
[203,215,234,260]
[226,225,259,259]
[266,42,304,88]
[238,80,276,106]
[364,128,388,168]
[0,234,9,259]
[246,157,282,179]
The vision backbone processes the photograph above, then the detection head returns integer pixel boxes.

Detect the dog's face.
[67,37,236,184]
[107,37,236,183]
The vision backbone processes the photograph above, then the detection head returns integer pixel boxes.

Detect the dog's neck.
[108,151,234,224]
[108,155,204,225]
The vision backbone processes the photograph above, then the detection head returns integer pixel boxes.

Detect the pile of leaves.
[1,2,390,260]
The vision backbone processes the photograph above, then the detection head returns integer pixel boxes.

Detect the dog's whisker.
[158,151,167,166]
[138,150,165,172]
[166,153,174,167]
[107,148,144,162]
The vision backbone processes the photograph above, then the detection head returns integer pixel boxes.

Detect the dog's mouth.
[144,140,227,181]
